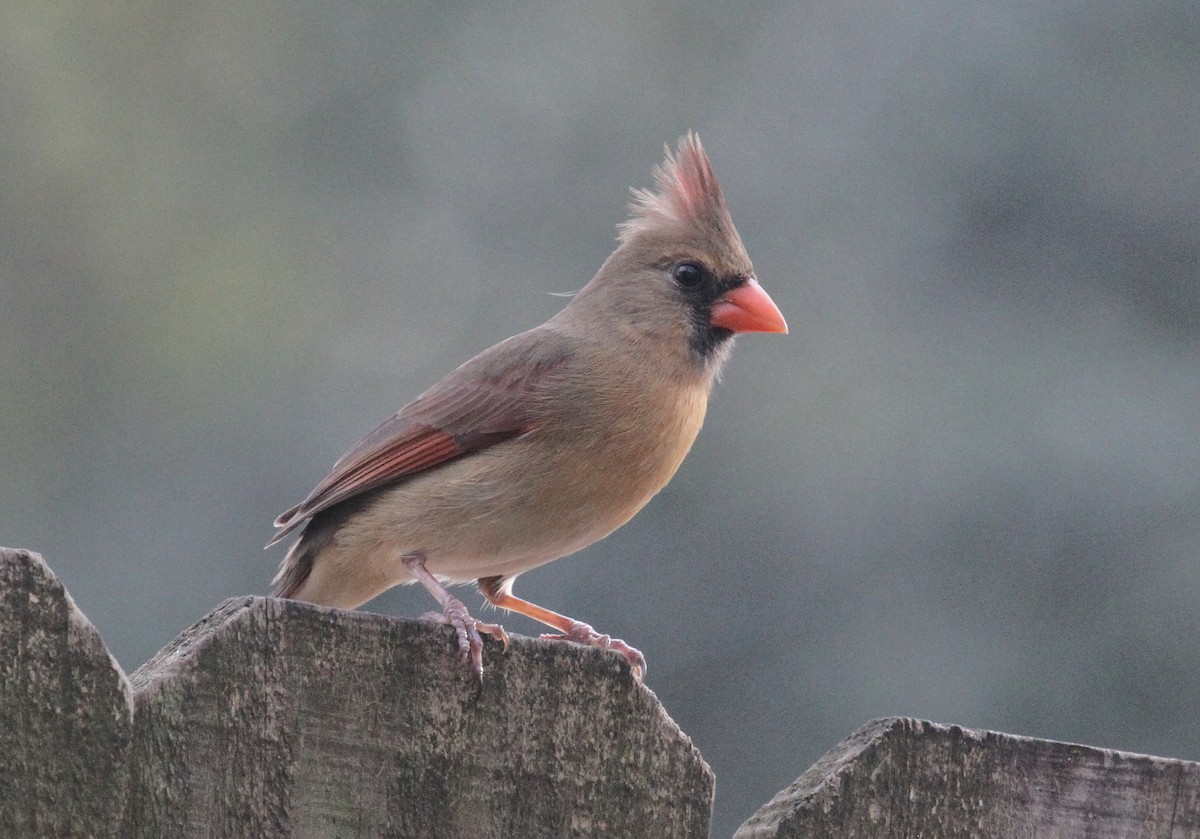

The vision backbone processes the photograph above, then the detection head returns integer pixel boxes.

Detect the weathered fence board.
[124,595,714,838]
[8,544,1200,839]
[0,547,712,839]
[0,547,133,839]
[736,716,1200,838]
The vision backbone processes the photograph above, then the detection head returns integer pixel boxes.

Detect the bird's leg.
[404,554,509,681]
[477,576,646,679]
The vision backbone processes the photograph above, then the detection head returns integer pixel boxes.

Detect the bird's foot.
[421,597,509,682]
[540,621,647,679]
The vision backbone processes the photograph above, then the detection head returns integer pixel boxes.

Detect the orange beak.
[710,278,788,335]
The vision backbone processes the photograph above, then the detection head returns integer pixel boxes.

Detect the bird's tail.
[271,539,315,599]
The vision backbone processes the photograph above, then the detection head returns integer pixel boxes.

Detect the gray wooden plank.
[735,717,1200,838]
[0,547,134,839]
[125,596,714,839]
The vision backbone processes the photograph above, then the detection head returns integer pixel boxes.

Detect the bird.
[267,133,786,680]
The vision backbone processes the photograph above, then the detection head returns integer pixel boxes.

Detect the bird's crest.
[618,132,747,262]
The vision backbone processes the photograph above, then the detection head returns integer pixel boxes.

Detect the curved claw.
[539,622,647,680]
[421,598,509,682]
[406,554,510,681]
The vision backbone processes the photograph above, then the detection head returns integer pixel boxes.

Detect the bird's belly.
[335,417,697,583]
[393,454,658,581]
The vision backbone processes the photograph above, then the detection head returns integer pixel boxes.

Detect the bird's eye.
[672,262,705,289]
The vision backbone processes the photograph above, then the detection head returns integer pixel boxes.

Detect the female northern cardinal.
[268,133,786,679]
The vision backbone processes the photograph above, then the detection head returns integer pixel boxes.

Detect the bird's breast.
[525,371,711,533]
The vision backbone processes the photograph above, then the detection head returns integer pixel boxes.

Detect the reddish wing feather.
[267,331,572,547]
[267,422,463,547]
[291,423,464,519]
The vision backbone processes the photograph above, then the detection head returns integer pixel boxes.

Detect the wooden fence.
[3,546,1198,838]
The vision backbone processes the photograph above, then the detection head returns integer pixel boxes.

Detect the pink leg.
[477,576,646,679]
[404,554,508,681]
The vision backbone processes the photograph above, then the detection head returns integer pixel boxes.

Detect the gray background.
[3,3,1198,835]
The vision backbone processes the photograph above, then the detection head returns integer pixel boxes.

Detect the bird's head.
[567,133,787,375]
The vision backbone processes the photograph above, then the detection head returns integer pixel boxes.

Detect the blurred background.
[2,2,1198,834]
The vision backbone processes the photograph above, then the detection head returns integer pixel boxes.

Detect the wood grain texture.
[0,547,134,838]
[123,596,714,839]
[735,716,1200,838]
[15,546,1200,839]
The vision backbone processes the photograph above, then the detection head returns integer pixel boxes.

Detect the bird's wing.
[267,329,573,547]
